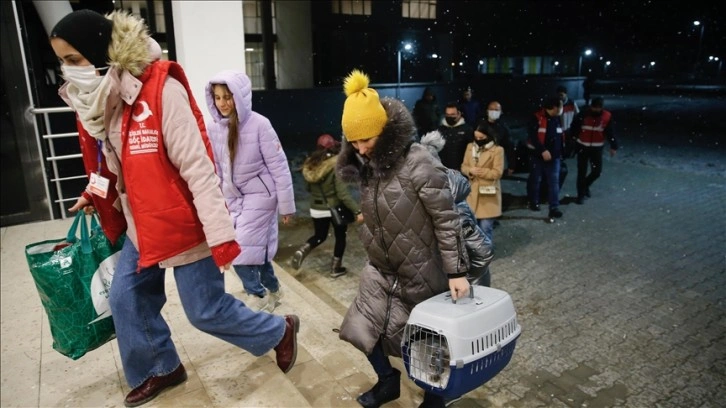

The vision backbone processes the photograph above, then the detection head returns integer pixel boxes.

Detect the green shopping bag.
[25,212,125,360]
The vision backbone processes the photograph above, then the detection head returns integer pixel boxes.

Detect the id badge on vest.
[89,139,109,199]
[89,172,110,199]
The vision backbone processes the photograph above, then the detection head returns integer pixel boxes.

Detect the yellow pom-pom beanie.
[341,70,388,141]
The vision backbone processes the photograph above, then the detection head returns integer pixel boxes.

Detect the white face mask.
[61,65,105,93]
[487,110,501,121]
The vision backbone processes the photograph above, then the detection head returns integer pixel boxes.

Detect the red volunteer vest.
[120,60,216,267]
[576,110,612,147]
[527,109,564,149]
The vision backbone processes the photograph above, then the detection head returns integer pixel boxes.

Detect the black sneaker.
[529,203,540,212]
[549,208,563,218]
[575,196,584,205]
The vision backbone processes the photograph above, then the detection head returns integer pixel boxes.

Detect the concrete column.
[171,1,246,122]
[32,0,73,35]
[275,0,312,89]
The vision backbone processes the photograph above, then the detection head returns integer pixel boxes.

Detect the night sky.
[441,0,725,60]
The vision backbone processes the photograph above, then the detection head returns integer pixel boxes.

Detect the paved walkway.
[2,95,725,407]
[276,152,726,407]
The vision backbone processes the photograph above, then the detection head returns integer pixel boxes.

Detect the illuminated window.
[244,43,276,90]
[243,0,276,35]
[402,0,437,19]
[331,0,372,16]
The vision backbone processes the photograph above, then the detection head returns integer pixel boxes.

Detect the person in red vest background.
[49,9,299,407]
[570,96,619,204]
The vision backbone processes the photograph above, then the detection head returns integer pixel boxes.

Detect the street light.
[694,21,705,65]
[578,48,593,76]
[396,42,413,99]
[709,56,722,79]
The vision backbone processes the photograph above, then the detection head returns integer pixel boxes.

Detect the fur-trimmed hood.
[302,155,337,183]
[336,97,417,184]
[106,11,160,77]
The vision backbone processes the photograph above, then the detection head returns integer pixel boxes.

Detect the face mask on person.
[445,117,458,126]
[487,110,501,121]
[475,138,489,146]
[61,65,105,93]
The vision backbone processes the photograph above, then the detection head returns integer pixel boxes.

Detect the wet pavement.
[274,94,726,407]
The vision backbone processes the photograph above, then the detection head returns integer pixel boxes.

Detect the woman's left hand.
[281,214,293,225]
[449,277,470,301]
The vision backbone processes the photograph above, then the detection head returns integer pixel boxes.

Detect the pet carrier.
[401,285,521,398]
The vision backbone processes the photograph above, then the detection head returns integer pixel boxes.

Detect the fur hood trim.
[302,155,337,183]
[107,11,154,77]
[337,97,416,184]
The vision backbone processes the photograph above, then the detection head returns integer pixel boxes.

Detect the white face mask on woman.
[61,65,106,93]
[487,110,501,121]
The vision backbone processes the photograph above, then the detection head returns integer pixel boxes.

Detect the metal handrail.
[30,106,82,220]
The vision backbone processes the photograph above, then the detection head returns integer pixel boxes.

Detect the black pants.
[576,145,604,198]
[306,217,348,258]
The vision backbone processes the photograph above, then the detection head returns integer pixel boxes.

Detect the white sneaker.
[268,288,283,311]
[245,292,270,312]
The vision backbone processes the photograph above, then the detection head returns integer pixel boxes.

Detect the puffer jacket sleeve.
[258,117,296,215]
[161,78,236,247]
[409,147,468,277]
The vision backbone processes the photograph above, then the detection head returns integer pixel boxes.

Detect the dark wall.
[251,76,586,150]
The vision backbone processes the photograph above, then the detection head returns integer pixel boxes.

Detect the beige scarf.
[65,74,114,140]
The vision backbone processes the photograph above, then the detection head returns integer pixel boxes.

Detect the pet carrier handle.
[451,285,474,304]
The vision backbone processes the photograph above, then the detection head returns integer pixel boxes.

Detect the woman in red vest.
[50,10,299,407]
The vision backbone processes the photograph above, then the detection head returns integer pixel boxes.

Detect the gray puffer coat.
[336,97,469,357]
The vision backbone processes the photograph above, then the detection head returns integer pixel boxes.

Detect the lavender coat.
[205,70,295,265]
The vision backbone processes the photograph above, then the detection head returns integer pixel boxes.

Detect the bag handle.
[451,285,475,304]
[65,212,94,254]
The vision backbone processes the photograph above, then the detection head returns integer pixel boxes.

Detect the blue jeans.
[109,239,285,388]
[234,261,280,297]
[478,218,495,247]
[528,156,561,210]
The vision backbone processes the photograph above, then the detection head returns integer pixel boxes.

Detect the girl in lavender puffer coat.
[205,70,296,312]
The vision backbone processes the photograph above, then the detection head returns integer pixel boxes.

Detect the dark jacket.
[446,169,493,286]
[437,117,473,171]
[527,109,564,158]
[412,87,440,136]
[336,97,468,357]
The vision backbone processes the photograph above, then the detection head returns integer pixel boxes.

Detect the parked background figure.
[336,70,470,408]
[526,96,565,219]
[50,10,299,407]
[412,86,440,137]
[461,121,504,246]
[570,96,618,204]
[291,133,362,277]
[205,70,296,313]
[458,86,482,126]
[436,101,473,171]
